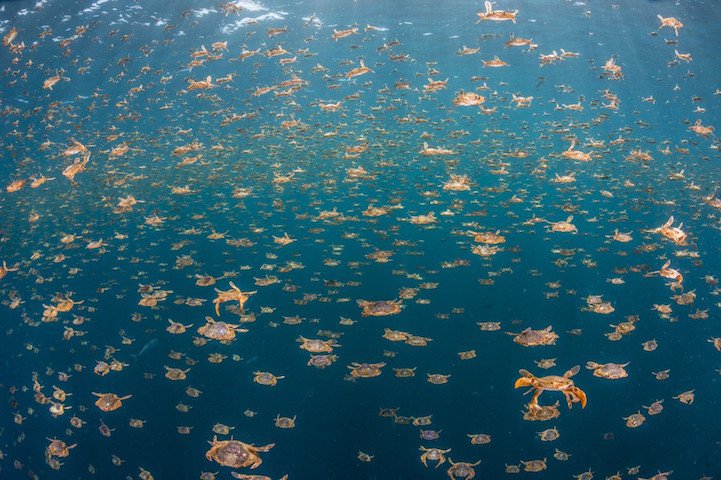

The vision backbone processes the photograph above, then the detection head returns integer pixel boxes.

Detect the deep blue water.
[1,0,720,479]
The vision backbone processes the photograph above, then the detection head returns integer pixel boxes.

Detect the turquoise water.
[1,0,720,479]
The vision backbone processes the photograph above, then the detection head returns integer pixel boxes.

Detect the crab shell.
[586,362,629,379]
[253,372,283,386]
[307,355,336,368]
[93,393,131,412]
[419,447,451,468]
[298,336,335,353]
[512,326,558,347]
[523,402,561,421]
[447,460,481,479]
[514,366,587,408]
[205,437,274,469]
[357,299,402,317]
[522,459,547,472]
[349,362,385,378]
[551,216,577,232]
[46,439,74,457]
[470,231,505,244]
[383,329,410,341]
[198,318,239,341]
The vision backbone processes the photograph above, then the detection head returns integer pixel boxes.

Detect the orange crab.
[514,365,586,409]
[198,316,247,341]
[476,1,517,23]
[644,216,687,245]
[648,260,683,285]
[205,436,274,469]
[357,299,403,317]
[657,15,683,36]
[92,392,131,412]
[447,459,482,480]
[213,282,256,315]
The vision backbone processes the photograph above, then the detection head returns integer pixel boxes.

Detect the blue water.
[1,0,720,479]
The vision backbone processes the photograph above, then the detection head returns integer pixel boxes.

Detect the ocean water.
[1,0,720,479]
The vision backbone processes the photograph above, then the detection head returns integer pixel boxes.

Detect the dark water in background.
[1,0,721,479]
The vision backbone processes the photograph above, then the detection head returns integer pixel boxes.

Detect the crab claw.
[514,376,534,389]
[569,386,587,408]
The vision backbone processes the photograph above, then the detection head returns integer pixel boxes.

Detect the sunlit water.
[1,0,720,479]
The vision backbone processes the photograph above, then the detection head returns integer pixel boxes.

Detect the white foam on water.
[234,0,267,12]
[81,0,111,14]
[221,12,285,34]
[192,8,217,17]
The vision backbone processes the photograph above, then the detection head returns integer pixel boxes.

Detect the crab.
[165,366,190,380]
[363,204,389,217]
[205,436,274,469]
[608,229,633,243]
[643,399,664,416]
[383,328,410,341]
[394,367,417,378]
[409,212,437,224]
[297,336,339,353]
[196,274,219,287]
[356,299,403,317]
[521,458,547,472]
[472,244,501,257]
[509,326,558,347]
[212,423,234,435]
[538,427,560,441]
[468,230,505,244]
[643,216,687,245]
[213,282,256,315]
[467,434,491,445]
[547,215,578,233]
[307,354,337,368]
[442,174,472,190]
[92,392,131,412]
[427,374,450,384]
[648,260,683,284]
[447,459,481,480]
[419,429,441,440]
[274,415,296,429]
[419,446,451,468]
[167,319,193,334]
[452,91,485,107]
[657,14,683,35]
[0,261,19,280]
[348,362,385,378]
[561,139,591,162]
[554,449,571,461]
[585,362,629,379]
[624,411,645,428]
[198,316,247,341]
[54,295,83,312]
[253,371,284,386]
[46,438,76,457]
[345,59,372,79]
[515,365,587,409]
[673,390,695,404]
[476,1,517,23]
